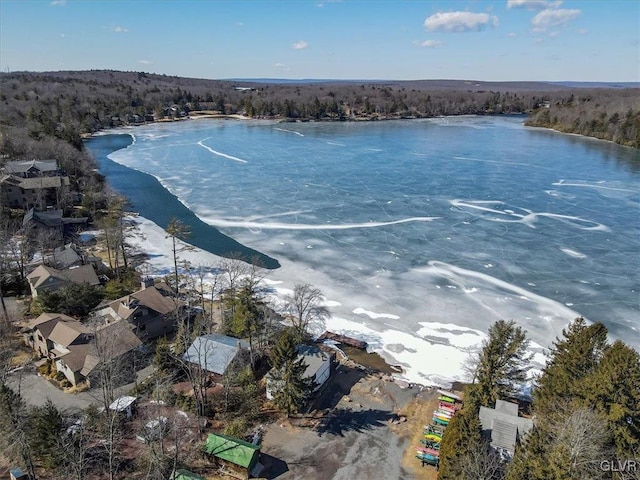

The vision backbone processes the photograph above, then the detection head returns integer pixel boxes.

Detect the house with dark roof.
[479,399,534,460]
[265,344,332,400]
[92,280,183,340]
[0,174,70,210]
[22,208,88,244]
[27,264,100,298]
[183,333,250,377]
[3,160,60,178]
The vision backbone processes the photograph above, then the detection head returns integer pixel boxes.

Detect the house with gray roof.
[0,174,70,210]
[479,399,534,460]
[182,333,250,377]
[3,160,59,178]
[266,344,332,400]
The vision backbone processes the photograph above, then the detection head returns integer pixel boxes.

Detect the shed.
[204,432,262,478]
[109,395,138,419]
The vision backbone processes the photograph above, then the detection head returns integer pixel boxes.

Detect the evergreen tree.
[29,399,64,469]
[438,407,486,480]
[269,329,313,415]
[583,340,640,457]
[533,318,608,419]
[466,320,530,409]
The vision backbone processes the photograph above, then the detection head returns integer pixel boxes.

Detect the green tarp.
[171,469,205,480]
[204,432,260,470]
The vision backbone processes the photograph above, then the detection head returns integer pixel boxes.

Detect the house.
[55,319,142,387]
[48,244,83,269]
[0,175,70,210]
[182,333,250,377]
[22,208,88,243]
[204,433,264,479]
[109,396,138,419]
[266,344,332,400]
[92,280,183,340]
[3,160,60,178]
[27,264,100,298]
[22,313,141,387]
[479,399,534,460]
[22,312,77,357]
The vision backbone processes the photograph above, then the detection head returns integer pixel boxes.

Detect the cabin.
[204,433,264,479]
[479,399,534,461]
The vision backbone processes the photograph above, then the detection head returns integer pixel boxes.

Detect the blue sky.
[0,0,638,81]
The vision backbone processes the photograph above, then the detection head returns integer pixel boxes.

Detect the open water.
[85,116,640,384]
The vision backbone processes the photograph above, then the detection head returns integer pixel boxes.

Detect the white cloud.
[274,63,286,68]
[138,60,152,65]
[507,0,562,9]
[236,22,244,27]
[292,40,308,50]
[508,32,518,38]
[60,33,66,38]
[413,40,442,48]
[50,0,66,6]
[532,8,580,29]
[112,26,129,33]
[424,11,498,33]
[577,28,588,35]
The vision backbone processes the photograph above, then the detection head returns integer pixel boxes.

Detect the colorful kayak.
[421,439,441,449]
[432,417,449,426]
[416,446,440,456]
[416,452,439,464]
[435,409,453,418]
[424,433,442,442]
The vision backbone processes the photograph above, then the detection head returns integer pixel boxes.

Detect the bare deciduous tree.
[284,283,330,340]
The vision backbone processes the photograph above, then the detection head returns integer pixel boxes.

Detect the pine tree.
[583,340,640,457]
[466,320,531,409]
[29,399,64,469]
[438,407,485,480]
[533,318,608,419]
[270,329,313,415]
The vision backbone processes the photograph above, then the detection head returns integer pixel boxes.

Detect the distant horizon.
[1,1,638,83]
[2,69,639,88]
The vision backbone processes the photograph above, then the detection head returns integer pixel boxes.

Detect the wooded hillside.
[1,70,638,152]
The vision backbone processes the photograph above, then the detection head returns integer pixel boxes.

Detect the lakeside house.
[265,344,332,400]
[22,208,88,244]
[22,313,141,387]
[479,399,534,460]
[0,174,70,210]
[26,263,100,298]
[92,279,183,340]
[2,159,60,178]
[182,333,250,378]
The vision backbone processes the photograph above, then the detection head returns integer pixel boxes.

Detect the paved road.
[6,365,155,412]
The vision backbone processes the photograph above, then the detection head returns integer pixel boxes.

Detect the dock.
[318,331,368,349]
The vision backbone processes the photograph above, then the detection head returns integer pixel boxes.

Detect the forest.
[1,70,638,160]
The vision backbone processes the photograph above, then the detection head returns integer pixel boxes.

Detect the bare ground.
[258,362,437,480]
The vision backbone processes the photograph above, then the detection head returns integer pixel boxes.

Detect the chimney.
[141,277,154,289]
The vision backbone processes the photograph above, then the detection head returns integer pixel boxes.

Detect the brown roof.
[28,264,100,289]
[60,320,141,376]
[95,320,142,358]
[107,281,179,320]
[48,320,92,347]
[25,312,76,337]
[62,344,96,373]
